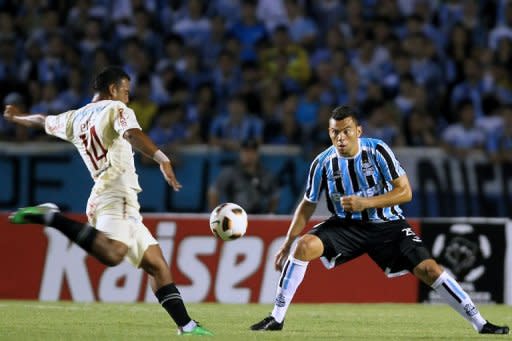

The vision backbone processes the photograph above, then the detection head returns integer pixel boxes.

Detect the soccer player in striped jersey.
[250,105,508,335]
[4,66,213,337]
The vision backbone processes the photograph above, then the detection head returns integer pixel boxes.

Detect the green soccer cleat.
[9,203,59,225]
[177,323,214,336]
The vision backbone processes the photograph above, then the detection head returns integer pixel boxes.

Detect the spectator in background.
[341,66,366,108]
[350,32,390,86]
[307,104,333,156]
[79,18,105,57]
[180,47,211,93]
[189,82,217,142]
[30,82,66,116]
[129,74,158,132]
[211,50,241,103]
[362,104,405,147]
[202,15,227,68]
[149,102,199,154]
[229,0,268,61]
[442,100,486,159]
[450,57,487,119]
[209,95,263,151]
[159,33,186,73]
[310,0,344,36]
[490,63,512,106]
[208,138,279,214]
[403,108,437,147]
[486,105,512,163]
[310,26,345,67]
[445,23,473,87]
[488,1,512,50]
[18,38,43,83]
[313,59,344,106]
[295,80,322,135]
[238,60,263,115]
[283,0,318,50]
[260,25,311,89]
[263,93,302,145]
[257,0,287,32]
[173,0,211,48]
[57,66,87,109]
[131,8,161,60]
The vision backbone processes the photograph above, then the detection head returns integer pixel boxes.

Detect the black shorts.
[308,216,431,277]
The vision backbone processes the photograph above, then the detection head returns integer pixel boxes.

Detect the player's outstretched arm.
[3,105,46,129]
[123,128,182,191]
[275,199,316,271]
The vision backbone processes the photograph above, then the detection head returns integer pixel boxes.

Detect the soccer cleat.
[9,203,60,225]
[250,316,284,331]
[479,321,509,334]
[177,322,214,336]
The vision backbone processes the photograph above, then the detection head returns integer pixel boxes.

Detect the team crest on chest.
[362,160,374,176]
[332,169,342,180]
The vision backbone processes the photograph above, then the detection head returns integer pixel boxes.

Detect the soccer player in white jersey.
[250,105,509,335]
[3,66,213,337]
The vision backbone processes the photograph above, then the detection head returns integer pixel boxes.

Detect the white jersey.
[45,100,142,193]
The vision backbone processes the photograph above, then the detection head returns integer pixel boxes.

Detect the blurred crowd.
[0,0,511,162]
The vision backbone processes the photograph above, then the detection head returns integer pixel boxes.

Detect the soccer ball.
[209,202,248,241]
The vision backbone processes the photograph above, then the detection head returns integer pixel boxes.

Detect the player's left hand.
[160,162,182,191]
[341,195,366,212]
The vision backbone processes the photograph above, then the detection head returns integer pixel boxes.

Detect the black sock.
[49,213,98,252]
[155,283,192,327]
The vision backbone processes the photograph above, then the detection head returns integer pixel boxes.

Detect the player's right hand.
[3,105,22,121]
[160,162,182,191]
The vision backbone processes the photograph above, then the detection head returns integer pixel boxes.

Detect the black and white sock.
[155,283,196,331]
[431,271,486,331]
[43,212,98,252]
[271,257,308,323]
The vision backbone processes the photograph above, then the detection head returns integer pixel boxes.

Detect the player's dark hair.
[93,66,130,93]
[331,105,360,125]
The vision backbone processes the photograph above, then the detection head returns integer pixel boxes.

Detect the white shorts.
[86,187,157,267]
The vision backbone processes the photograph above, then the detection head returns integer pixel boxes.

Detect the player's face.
[109,78,131,104]
[328,117,362,157]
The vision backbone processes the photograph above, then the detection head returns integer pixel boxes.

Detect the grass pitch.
[0,301,510,340]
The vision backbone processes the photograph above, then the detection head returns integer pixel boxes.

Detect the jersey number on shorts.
[79,126,107,170]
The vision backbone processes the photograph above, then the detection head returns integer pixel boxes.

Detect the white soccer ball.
[209,202,248,241]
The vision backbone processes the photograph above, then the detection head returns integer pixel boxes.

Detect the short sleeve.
[304,156,324,203]
[45,110,74,142]
[375,142,405,181]
[112,105,141,136]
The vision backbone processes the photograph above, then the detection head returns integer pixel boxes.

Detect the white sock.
[181,320,197,332]
[271,256,308,323]
[431,271,486,331]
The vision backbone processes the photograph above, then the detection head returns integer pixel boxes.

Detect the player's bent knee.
[102,241,128,266]
[140,246,171,278]
[294,235,323,261]
[414,259,443,284]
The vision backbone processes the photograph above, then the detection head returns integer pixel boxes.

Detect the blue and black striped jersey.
[304,138,406,222]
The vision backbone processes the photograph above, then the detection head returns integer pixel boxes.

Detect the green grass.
[0,301,510,340]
